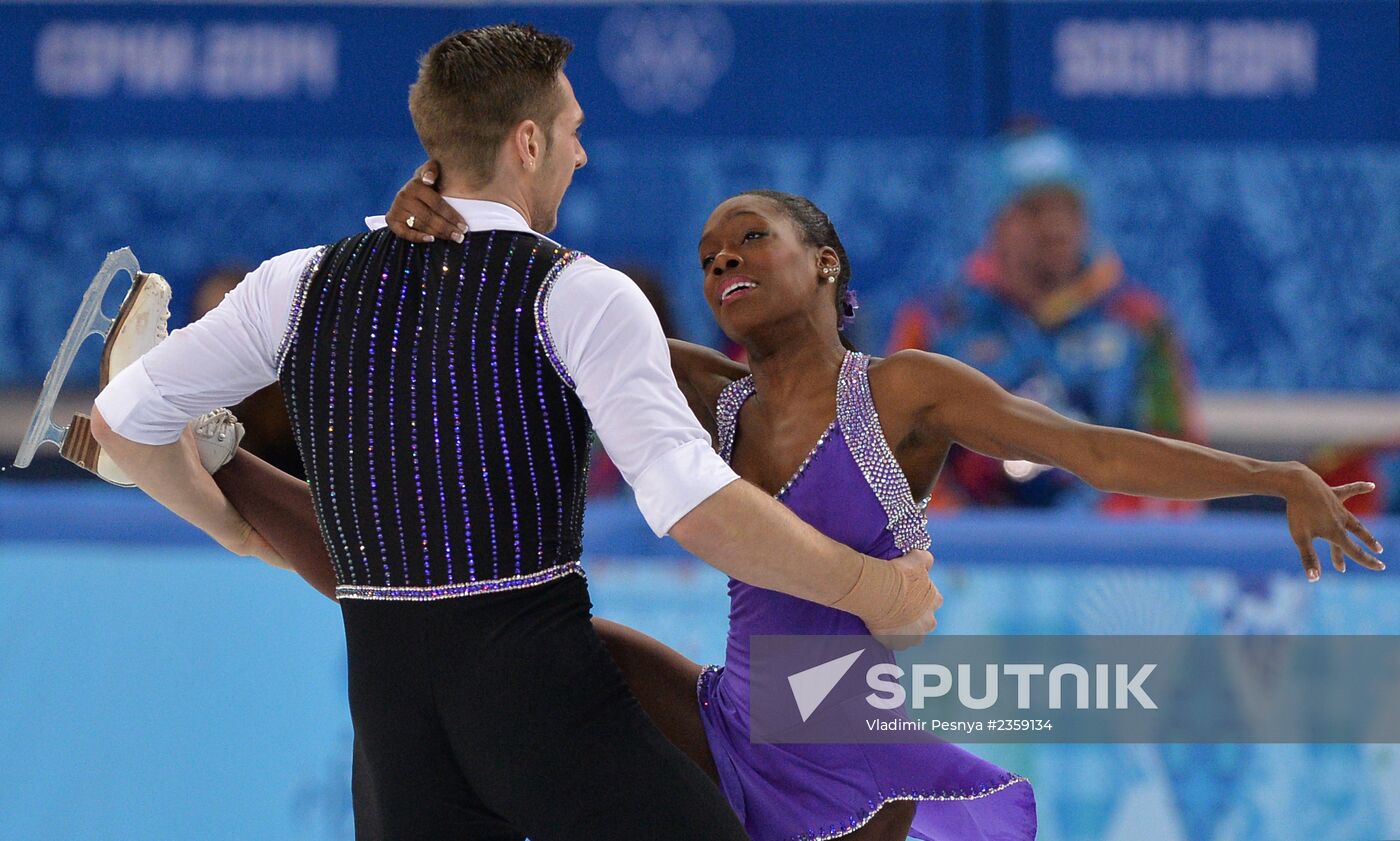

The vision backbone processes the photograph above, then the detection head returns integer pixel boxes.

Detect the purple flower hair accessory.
[839,289,860,331]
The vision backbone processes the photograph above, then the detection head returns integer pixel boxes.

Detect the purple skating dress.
[695,351,1037,841]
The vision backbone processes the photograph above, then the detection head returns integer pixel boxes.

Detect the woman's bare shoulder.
[668,339,749,409]
[867,349,964,393]
[865,349,976,425]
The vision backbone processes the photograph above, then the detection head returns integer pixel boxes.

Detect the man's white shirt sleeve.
[94,246,321,444]
[545,258,739,536]
[94,236,736,535]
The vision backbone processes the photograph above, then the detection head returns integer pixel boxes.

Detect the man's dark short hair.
[409,24,573,182]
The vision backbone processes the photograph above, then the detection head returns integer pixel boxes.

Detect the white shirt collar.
[365,197,553,243]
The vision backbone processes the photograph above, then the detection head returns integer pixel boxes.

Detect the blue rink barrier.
[4,481,1397,572]
[2,482,1398,841]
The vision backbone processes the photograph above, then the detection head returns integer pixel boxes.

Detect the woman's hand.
[385,161,468,244]
[1279,465,1385,580]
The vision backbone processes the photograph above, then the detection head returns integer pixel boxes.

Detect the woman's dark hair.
[738,190,857,350]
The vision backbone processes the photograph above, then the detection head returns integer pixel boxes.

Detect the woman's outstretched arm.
[884,349,1385,580]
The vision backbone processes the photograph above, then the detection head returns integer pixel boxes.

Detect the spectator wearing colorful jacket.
[888,126,1200,511]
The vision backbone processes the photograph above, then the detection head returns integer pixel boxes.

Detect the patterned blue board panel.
[1,2,1396,391]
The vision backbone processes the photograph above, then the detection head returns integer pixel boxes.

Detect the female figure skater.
[213,184,1382,841]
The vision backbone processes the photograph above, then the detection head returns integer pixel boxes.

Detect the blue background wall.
[1,1,1397,391]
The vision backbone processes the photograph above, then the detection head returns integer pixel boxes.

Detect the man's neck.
[438,172,535,230]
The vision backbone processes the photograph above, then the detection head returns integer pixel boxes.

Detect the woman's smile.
[719,276,760,305]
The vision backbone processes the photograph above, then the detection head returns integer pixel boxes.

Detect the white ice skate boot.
[190,408,245,475]
[60,270,173,485]
[62,292,246,482]
[14,248,246,485]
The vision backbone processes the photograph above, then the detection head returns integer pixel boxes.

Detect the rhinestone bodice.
[714,350,931,553]
[709,350,933,703]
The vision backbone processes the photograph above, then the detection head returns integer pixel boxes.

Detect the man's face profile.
[531,71,588,234]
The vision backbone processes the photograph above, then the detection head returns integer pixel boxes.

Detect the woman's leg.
[847,801,916,841]
[590,617,719,783]
[591,620,918,838]
[212,453,744,835]
[212,449,338,600]
[213,449,914,838]
[214,450,724,785]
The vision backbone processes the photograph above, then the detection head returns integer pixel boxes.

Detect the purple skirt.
[698,665,1037,841]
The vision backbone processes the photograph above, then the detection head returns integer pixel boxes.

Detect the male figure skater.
[87,24,938,840]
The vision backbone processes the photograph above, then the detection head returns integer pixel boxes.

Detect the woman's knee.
[850,800,917,841]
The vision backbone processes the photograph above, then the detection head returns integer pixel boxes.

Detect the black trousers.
[341,573,749,841]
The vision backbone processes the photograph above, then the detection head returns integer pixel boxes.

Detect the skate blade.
[13,247,143,470]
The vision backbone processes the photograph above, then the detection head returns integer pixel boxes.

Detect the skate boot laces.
[194,408,237,442]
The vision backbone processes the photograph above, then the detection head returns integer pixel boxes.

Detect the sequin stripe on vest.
[277,228,593,600]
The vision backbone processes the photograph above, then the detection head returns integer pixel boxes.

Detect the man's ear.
[511,119,542,171]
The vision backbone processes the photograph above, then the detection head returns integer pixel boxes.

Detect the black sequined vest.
[277,228,592,600]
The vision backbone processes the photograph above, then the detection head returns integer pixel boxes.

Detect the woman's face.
[697,195,834,343]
